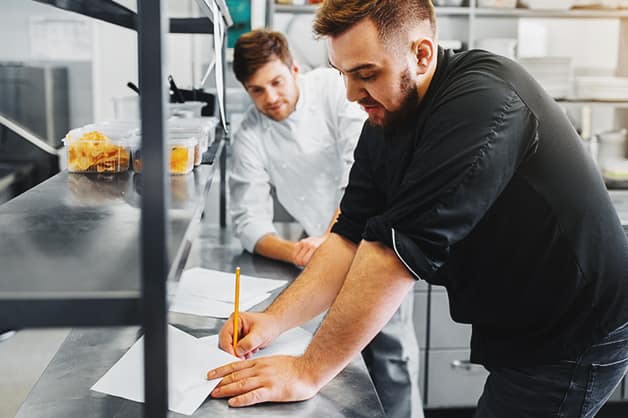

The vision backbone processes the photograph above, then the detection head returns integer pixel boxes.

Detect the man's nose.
[344,77,364,103]
[265,88,279,104]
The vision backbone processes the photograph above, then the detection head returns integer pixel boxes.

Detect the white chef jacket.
[230,68,367,253]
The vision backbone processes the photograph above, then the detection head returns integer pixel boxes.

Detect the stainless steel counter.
[14,223,385,418]
[0,165,217,328]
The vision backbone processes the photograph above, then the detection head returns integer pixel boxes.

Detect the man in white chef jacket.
[228,29,423,418]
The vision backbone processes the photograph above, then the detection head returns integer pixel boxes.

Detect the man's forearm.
[264,233,357,332]
[300,240,416,388]
[254,234,296,264]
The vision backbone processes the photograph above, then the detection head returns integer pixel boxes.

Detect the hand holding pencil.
[216,268,282,358]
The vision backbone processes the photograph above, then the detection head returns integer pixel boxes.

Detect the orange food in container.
[130,134,196,175]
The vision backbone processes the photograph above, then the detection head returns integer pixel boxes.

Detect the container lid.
[130,125,204,138]
[168,101,205,109]
[63,125,132,145]
[167,134,198,147]
[125,133,197,147]
[168,116,218,130]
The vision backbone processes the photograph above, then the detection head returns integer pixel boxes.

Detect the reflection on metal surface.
[130,172,197,210]
[67,172,131,206]
[0,166,217,328]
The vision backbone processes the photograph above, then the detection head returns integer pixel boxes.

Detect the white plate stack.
[574,77,628,100]
[518,57,574,99]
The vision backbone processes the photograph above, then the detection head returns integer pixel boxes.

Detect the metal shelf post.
[137,0,169,416]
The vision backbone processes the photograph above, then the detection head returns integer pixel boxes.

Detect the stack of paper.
[91,325,313,415]
[170,268,287,318]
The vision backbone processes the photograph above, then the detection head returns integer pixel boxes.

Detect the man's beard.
[365,68,419,130]
[261,100,294,122]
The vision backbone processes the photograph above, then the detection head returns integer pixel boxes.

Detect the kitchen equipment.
[598,129,628,163]
[0,63,69,148]
[168,75,186,104]
[126,81,140,95]
[597,129,628,187]
[0,63,66,191]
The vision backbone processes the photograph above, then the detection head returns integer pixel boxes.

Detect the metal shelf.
[274,4,319,14]
[272,4,628,18]
[273,4,473,16]
[436,7,473,16]
[6,1,232,416]
[557,98,628,108]
[33,0,233,33]
[0,162,221,329]
[474,7,628,18]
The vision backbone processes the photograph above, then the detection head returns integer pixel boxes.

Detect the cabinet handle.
[450,360,486,374]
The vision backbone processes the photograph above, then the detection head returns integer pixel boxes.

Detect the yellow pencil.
[233,266,241,353]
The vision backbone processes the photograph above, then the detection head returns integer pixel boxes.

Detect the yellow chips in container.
[63,128,131,173]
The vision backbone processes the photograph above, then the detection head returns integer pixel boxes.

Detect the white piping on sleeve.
[391,228,422,280]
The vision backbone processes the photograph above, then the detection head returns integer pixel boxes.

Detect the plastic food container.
[112,96,140,121]
[169,117,219,161]
[166,127,203,166]
[597,129,628,170]
[131,135,196,175]
[63,125,131,173]
[168,101,205,118]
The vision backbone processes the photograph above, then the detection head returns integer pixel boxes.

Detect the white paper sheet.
[199,327,313,359]
[170,293,271,318]
[91,325,237,416]
[169,268,287,318]
[91,326,314,415]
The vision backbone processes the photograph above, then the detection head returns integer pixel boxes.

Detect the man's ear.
[412,38,435,74]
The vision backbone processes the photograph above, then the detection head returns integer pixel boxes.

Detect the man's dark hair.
[233,29,294,84]
[313,0,436,42]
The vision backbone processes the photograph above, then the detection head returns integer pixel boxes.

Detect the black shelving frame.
[7,1,233,416]
[34,0,233,32]
[137,1,169,414]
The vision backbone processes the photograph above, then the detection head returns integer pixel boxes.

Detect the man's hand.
[292,236,327,267]
[219,312,282,358]
[208,355,320,407]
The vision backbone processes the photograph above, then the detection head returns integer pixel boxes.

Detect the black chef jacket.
[331,48,628,367]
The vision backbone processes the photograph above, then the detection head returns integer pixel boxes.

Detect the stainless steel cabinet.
[414,286,487,409]
[413,283,627,409]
